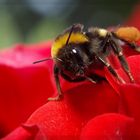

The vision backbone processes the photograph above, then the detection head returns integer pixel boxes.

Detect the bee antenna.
[33,58,52,64]
[33,57,63,64]
[65,24,75,46]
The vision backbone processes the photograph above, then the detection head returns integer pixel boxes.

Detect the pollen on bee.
[116,27,140,42]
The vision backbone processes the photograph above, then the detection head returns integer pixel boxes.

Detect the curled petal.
[26,81,119,139]
[80,113,134,140]
[0,42,55,137]
[1,124,39,140]
[105,54,140,138]
[118,84,140,138]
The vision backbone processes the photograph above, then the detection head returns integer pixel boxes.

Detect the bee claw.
[116,75,126,84]
[86,76,97,84]
[48,95,63,101]
[128,72,135,83]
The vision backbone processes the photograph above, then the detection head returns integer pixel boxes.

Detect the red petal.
[0,42,55,137]
[126,55,140,84]
[125,4,140,30]
[2,124,39,140]
[80,113,134,140]
[26,81,119,139]
[118,84,140,138]
[0,42,53,68]
[127,56,140,83]
[105,54,140,90]
[105,54,140,138]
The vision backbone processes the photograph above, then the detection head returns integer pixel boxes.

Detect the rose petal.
[1,124,39,140]
[0,42,55,137]
[125,4,140,30]
[26,81,119,139]
[122,40,140,57]
[105,54,140,138]
[105,54,140,92]
[0,42,52,68]
[118,84,140,138]
[80,113,134,140]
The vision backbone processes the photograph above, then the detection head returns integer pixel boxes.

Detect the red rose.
[2,40,140,139]
[105,51,140,139]
[0,42,55,138]
[80,113,134,140]
[2,5,140,139]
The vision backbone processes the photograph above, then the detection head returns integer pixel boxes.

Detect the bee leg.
[102,33,111,52]
[85,74,106,83]
[85,76,97,83]
[97,56,125,83]
[48,65,63,101]
[61,71,105,83]
[124,40,140,52]
[112,32,140,52]
[110,39,134,83]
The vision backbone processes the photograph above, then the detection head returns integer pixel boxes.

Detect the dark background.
[0,0,139,47]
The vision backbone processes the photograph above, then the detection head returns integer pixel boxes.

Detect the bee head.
[52,24,91,78]
[56,42,91,78]
[51,24,89,58]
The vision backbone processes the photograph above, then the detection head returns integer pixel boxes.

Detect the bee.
[34,24,140,100]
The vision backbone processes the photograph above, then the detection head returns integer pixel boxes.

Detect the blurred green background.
[0,0,139,48]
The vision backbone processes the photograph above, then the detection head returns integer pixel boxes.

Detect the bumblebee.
[34,24,140,100]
